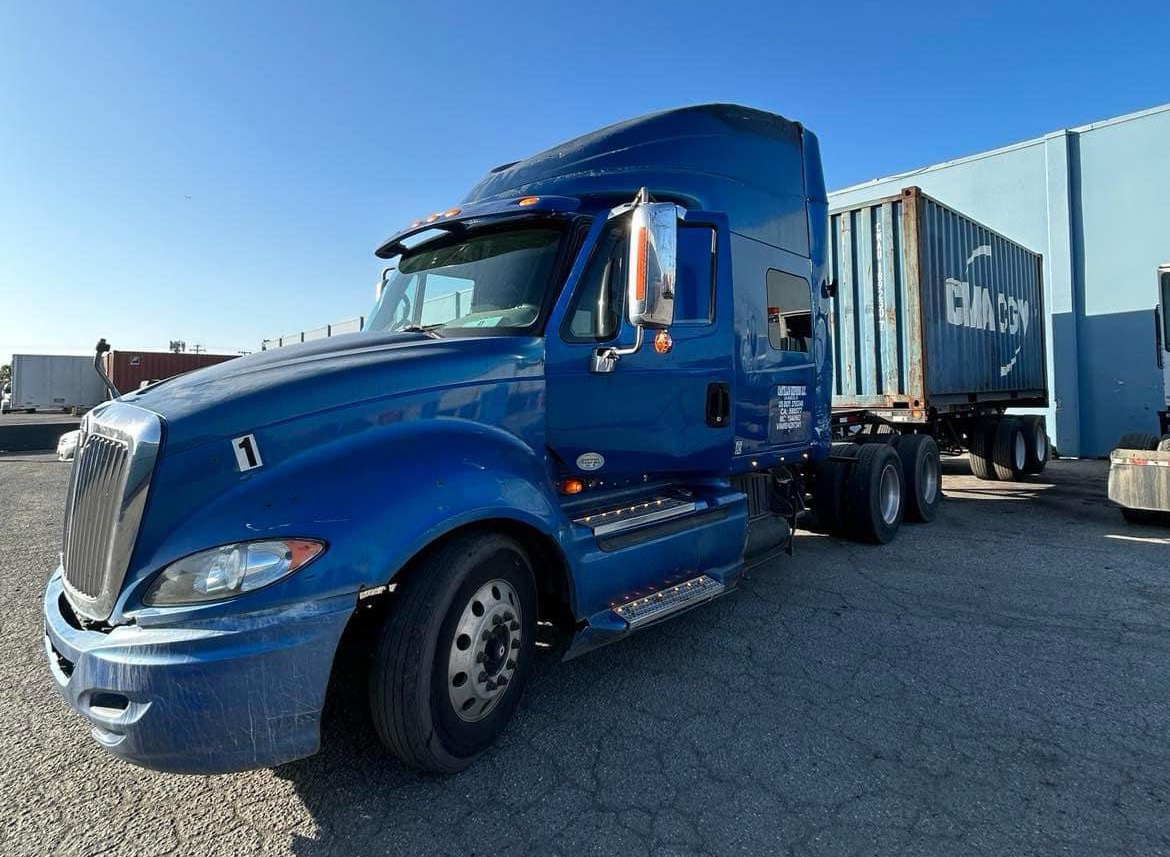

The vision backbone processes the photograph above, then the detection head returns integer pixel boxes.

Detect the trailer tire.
[369,531,537,773]
[1117,432,1160,451]
[991,417,1028,481]
[844,443,903,544]
[968,420,998,481]
[896,434,941,523]
[1020,416,1050,474]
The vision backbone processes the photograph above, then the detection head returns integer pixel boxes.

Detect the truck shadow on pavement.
[270,459,1170,856]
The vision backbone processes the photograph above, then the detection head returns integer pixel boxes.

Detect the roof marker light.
[517,196,540,206]
[444,207,462,217]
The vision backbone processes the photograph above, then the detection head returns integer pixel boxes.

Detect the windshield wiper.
[397,324,444,338]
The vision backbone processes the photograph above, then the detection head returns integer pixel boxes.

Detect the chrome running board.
[613,574,725,629]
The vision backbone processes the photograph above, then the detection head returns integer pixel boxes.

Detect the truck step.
[573,495,697,537]
[613,574,725,629]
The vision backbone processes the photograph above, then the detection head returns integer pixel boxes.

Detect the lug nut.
[476,652,486,663]
[497,675,508,687]
[477,671,488,683]
[481,629,491,641]
[509,621,519,631]
[511,639,520,650]
[492,615,503,626]
[506,659,516,670]
[485,679,497,691]
[503,611,514,621]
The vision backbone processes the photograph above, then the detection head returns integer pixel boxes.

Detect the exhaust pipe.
[94,338,120,399]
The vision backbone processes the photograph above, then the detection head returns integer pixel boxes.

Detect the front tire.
[369,532,537,773]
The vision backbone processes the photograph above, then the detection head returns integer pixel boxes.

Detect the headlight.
[143,539,325,606]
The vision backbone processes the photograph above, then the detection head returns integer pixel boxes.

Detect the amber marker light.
[443,207,461,217]
[561,478,584,495]
[517,196,540,206]
[654,329,673,355]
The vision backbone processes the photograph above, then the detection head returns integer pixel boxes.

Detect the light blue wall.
[829,105,1170,456]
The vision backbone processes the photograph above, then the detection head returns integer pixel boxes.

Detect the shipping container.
[828,186,1047,417]
[8,355,107,412]
[102,350,238,392]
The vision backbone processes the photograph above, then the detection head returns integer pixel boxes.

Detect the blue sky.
[1,0,1167,366]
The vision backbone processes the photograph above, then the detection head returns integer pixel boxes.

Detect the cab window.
[766,269,812,352]
[564,221,715,342]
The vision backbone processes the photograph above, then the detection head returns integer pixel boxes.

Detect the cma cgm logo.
[944,244,1030,376]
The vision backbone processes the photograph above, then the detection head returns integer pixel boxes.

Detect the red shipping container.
[102,350,237,392]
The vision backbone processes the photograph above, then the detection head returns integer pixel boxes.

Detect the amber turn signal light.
[561,478,584,495]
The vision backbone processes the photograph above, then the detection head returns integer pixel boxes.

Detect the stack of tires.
[813,434,941,545]
[968,415,1049,482]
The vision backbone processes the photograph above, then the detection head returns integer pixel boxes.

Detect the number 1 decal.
[233,434,264,471]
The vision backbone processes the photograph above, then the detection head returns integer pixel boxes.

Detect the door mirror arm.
[590,326,644,374]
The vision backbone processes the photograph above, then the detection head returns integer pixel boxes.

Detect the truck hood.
[121,331,545,454]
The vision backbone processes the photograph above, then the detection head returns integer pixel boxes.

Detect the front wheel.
[369,532,537,773]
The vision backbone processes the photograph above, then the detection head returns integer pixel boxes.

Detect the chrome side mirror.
[590,189,681,374]
[626,192,678,329]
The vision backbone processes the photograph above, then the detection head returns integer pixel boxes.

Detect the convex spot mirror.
[626,202,679,329]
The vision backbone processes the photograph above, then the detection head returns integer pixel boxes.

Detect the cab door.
[545,212,734,480]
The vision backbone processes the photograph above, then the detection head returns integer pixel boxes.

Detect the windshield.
[366,225,565,334]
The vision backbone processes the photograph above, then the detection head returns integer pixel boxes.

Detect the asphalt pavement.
[3,453,1169,856]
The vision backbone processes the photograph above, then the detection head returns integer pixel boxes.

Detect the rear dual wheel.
[896,434,941,523]
[846,444,904,543]
[969,417,1030,482]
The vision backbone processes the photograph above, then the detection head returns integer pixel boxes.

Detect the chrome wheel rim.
[448,579,522,722]
[1014,431,1027,471]
[920,451,940,505]
[879,463,902,525]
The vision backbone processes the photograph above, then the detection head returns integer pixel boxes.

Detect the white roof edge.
[830,101,1170,197]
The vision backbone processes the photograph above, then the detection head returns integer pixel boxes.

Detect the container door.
[545,215,734,480]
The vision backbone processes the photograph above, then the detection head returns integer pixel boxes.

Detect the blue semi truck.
[44,105,992,774]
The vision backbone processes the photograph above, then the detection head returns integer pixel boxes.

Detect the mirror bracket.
[590,326,644,374]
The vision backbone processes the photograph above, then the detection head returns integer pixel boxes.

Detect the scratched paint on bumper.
[43,569,354,775]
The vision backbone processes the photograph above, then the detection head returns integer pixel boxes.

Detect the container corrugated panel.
[104,351,237,392]
[829,187,1046,414]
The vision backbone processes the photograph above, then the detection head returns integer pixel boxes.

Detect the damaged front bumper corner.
[42,568,354,774]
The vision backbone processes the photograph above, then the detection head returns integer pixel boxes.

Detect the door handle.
[706,382,730,428]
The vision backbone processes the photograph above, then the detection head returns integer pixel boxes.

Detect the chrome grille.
[61,402,162,621]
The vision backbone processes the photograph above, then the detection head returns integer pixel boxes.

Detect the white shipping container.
[9,355,108,412]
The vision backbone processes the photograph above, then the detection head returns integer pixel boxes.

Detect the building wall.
[829,104,1170,456]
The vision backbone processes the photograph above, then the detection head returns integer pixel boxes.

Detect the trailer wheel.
[968,420,998,481]
[991,418,1028,481]
[896,434,941,523]
[369,531,537,773]
[845,443,904,544]
[1020,416,1050,474]
[1117,432,1160,451]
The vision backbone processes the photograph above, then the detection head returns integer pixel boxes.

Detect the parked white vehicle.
[1,386,10,414]
[57,429,80,461]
